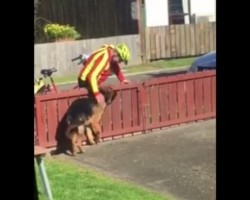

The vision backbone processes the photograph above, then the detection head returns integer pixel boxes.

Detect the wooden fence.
[35,22,216,76]
[145,22,216,60]
[34,70,216,148]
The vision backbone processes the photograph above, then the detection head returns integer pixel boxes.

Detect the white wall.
[145,0,169,27]
[145,0,216,26]
[190,0,216,22]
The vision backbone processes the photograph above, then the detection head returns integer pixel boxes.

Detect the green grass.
[126,57,197,74]
[35,158,174,200]
[52,74,78,84]
[145,57,197,69]
[48,57,197,84]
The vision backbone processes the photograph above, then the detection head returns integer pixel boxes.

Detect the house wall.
[190,0,216,22]
[145,0,169,26]
[144,0,216,26]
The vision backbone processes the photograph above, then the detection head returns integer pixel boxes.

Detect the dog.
[65,86,117,156]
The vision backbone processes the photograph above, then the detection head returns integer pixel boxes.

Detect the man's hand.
[122,79,131,84]
[95,93,105,104]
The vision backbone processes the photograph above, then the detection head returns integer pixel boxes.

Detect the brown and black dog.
[65,86,117,156]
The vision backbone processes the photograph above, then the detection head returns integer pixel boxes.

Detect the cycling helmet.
[116,43,131,64]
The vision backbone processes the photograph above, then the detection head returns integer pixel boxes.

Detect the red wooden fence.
[142,71,216,131]
[34,70,216,148]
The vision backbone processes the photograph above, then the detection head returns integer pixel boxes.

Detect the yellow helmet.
[116,43,131,64]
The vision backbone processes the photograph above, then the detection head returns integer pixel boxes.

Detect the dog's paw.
[78,147,85,154]
[72,153,77,156]
[94,139,100,144]
[94,135,100,144]
[88,140,96,145]
[79,150,85,154]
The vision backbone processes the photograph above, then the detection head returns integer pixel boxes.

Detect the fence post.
[34,96,47,147]
[139,82,149,133]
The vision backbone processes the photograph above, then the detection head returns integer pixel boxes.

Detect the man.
[77,43,131,104]
[77,43,131,140]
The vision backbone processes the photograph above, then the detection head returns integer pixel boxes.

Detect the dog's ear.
[105,86,117,105]
[110,89,117,102]
[99,86,117,105]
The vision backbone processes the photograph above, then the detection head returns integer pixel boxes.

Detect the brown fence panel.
[100,84,144,138]
[35,89,88,147]
[35,71,216,148]
[142,70,216,130]
[35,84,143,147]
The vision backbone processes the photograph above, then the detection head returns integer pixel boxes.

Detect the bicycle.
[34,68,58,95]
[34,54,89,95]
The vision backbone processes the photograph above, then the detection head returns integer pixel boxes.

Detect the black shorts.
[78,78,106,98]
[78,78,93,95]
[78,78,89,89]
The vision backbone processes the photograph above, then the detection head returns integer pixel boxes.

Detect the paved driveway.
[58,119,216,200]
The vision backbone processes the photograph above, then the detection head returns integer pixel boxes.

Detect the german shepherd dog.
[65,86,117,156]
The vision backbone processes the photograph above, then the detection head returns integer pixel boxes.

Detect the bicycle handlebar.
[72,54,89,65]
[71,55,82,62]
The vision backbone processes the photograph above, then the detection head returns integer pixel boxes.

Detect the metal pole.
[36,156,54,200]
[188,0,192,23]
[34,165,39,200]
[137,0,146,63]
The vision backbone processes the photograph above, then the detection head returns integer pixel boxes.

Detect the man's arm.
[112,62,131,84]
[112,62,125,82]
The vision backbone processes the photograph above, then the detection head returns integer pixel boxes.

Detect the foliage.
[44,23,81,41]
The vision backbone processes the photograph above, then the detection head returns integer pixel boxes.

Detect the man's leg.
[80,82,106,142]
[91,103,106,143]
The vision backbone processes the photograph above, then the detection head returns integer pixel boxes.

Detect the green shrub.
[44,23,81,41]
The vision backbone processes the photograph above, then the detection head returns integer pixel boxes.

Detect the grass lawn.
[48,57,197,84]
[126,57,197,74]
[35,158,174,200]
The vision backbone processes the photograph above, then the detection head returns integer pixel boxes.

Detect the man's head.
[115,43,131,65]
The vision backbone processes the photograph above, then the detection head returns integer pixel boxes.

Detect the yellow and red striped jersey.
[78,45,125,95]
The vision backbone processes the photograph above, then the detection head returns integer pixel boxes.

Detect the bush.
[44,23,81,41]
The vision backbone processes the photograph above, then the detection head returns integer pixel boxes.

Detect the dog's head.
[100,86,117,105]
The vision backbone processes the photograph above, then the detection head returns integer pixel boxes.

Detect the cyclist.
[77,43,131,106]
[76,43,131,141]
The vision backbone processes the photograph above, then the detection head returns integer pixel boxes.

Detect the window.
[168,0,190,24]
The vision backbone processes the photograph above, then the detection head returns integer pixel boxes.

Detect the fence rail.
[35,70,216,148]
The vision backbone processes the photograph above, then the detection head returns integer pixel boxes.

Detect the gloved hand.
[81,54,89,60]
[95,93,105,104]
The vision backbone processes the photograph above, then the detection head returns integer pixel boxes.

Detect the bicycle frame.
[48,76,58,93]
